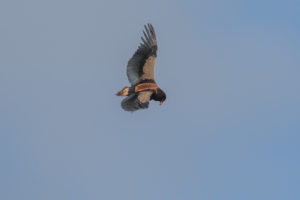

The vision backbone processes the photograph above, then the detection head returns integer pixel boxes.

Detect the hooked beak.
[160,100,164,105]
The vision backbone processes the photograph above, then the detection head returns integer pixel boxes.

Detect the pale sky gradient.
[1,0,300,200]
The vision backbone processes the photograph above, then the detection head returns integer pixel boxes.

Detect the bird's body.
[117,24,166,112]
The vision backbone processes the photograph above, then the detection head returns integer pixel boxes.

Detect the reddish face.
[160,99,164,105]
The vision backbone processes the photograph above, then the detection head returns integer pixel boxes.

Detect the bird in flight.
[116,24,166,112]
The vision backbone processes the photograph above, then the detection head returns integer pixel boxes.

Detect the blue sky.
[1,0,299,199]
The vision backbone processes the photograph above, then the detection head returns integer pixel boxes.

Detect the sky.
[1,0,299,199]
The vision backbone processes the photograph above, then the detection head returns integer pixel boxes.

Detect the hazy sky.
[1,0,299,199]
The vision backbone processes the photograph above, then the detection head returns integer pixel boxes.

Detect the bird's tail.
[116,86,130,96]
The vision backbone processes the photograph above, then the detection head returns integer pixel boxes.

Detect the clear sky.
[1,0,299,199]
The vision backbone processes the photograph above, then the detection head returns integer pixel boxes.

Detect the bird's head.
[152,88,166,105]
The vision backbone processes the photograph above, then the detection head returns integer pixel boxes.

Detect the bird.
[116,24,166,112]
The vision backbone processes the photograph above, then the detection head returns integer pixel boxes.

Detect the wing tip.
[141,23,157,47]
[121,93,150,112]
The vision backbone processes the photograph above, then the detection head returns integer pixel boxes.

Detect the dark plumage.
[117,24,166,112]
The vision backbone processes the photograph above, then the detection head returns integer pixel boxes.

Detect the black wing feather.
[121,91,153,112]
[126,24,158,85]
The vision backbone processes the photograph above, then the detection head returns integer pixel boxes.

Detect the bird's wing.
[126,24,158,85]
[121,91,153,112]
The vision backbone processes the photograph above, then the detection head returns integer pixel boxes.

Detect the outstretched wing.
[127,24,158,85]
[121,91,153,112]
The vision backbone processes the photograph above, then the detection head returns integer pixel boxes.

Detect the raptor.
[117,24,166,112]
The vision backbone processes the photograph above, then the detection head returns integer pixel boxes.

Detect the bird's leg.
[116,87,130,96]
